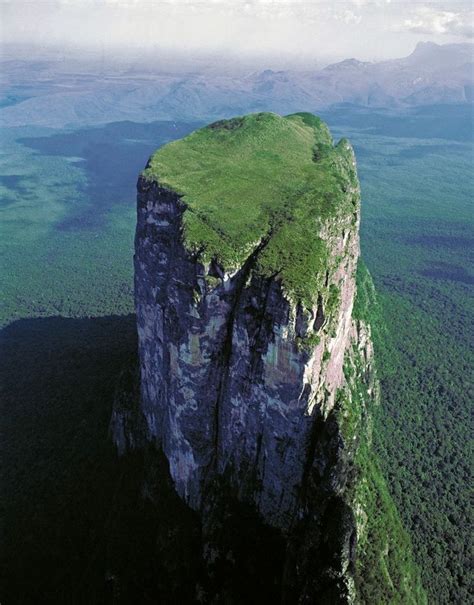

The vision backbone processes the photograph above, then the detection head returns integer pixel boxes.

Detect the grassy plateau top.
[143,112,358,305]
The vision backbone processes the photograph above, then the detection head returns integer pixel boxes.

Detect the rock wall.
[109,135,384,602]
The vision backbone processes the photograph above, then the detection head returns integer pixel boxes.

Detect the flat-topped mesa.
[109,112,427,604]
[142,111,359,308]
[115,112,361,531]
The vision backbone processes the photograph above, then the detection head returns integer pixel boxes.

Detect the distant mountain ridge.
[1,42,472,128]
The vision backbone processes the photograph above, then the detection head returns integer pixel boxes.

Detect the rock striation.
[111,113,396,602]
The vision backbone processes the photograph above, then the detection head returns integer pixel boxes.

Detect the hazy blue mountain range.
[1,41,472,128]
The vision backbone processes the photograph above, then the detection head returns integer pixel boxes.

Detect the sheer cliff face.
[128,177,360,529]
[111,113,374,600]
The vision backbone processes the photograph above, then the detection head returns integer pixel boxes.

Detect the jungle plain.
[1,64,472,603]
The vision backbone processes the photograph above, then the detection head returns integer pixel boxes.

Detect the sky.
[1,0,473,63]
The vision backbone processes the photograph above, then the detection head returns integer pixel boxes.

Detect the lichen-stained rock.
[112,112,375,601]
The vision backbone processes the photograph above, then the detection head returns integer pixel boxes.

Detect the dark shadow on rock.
[0,314,355,605]
[0,314,284,605]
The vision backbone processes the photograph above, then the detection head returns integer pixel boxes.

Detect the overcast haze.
[1,0,473,64]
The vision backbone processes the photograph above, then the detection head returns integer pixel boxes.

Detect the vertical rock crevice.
[209,230,273,468]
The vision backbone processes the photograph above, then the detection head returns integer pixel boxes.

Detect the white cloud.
[333,8,363,25]
[349,0,390,6]
[404,7,473,38]
[1,0,473,62]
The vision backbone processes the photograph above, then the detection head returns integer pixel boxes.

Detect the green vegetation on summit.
[143,112,358,305]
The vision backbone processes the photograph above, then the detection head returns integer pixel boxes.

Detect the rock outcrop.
[110,113,401,602]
